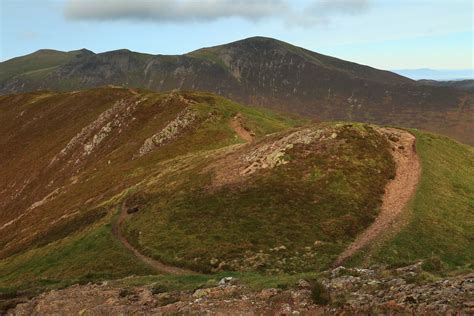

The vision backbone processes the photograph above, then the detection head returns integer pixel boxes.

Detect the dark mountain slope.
[189,37,412,85]
[418,79,474,92]
[1,37,472,145]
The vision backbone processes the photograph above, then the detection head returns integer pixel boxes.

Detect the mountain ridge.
[190,36,413,82]
[1,88,473,314]
[1,36,473,146]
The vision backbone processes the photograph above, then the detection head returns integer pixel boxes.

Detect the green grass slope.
[0,87,472,297]
[367,131,474,268]
[0,223,152,291]
[123,123,395,273]
[0,88,303,290]
[0,49,87,82]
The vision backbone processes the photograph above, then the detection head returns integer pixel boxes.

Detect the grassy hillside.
[0,88,472,298]
[0,49,87,82]
[365,131,474,268]
[0,223,152,291]
[123,123,395,273]
[0,88,299,258]
[0,88,394,287]
[0,88,303,289]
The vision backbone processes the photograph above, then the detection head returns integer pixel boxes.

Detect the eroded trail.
[334,128,421,266]
[112,203,196,275]
[230,114,254,143]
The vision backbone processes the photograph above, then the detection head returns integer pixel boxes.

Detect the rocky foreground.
[5,263,473,315]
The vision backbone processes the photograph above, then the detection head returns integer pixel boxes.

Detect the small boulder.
[388,133,400,142]
[258,288,279,300]
[218,276,238,286]
[297,279,311,289]
[331,266,347,278]
[192,288,212,298]
[313,240,325,247]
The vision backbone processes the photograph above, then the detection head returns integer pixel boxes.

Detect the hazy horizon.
[391,68,474,81]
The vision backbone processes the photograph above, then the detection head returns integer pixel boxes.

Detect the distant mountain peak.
[72,48,95,55]
[1,37,472,145]
[231,36,286,45]
[32,49,67,55]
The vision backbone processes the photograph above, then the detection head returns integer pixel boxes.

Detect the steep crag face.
[1,37,472,145]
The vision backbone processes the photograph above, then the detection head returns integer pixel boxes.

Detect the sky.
[0,0,473,73]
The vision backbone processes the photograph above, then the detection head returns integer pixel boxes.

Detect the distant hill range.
[1,37,473,145]
[392,68,474,81]
[418,79,474,92]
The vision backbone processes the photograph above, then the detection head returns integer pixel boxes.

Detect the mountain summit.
[0,37,472,145]
[189,36,412,85]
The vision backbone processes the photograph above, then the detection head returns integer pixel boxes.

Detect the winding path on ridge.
[112,125,419,272]
[334,127,421,266]
[112,202,197,275]
[111,116,255,275]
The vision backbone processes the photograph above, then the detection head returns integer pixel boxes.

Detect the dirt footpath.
[230,114,254,143]
[334,128,421,266]
[112,203,196,275]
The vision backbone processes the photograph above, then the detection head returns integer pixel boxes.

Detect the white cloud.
[64,0,371,26]
[64,0,288,22]
[285,0,370,27]
[310,0,370,15]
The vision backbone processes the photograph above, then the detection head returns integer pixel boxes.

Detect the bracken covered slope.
[0,87,297,259]
[0,88,472,299]
[1,37,473,145]
[0,87,399,288]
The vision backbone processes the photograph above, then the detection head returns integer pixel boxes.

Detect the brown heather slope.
[0,87,473,308]
[0,87,399,278]
[1,37,473,145]
[118,123,396,273]
[0,87,298,260]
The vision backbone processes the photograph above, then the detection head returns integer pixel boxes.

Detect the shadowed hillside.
[418,79,474,92]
